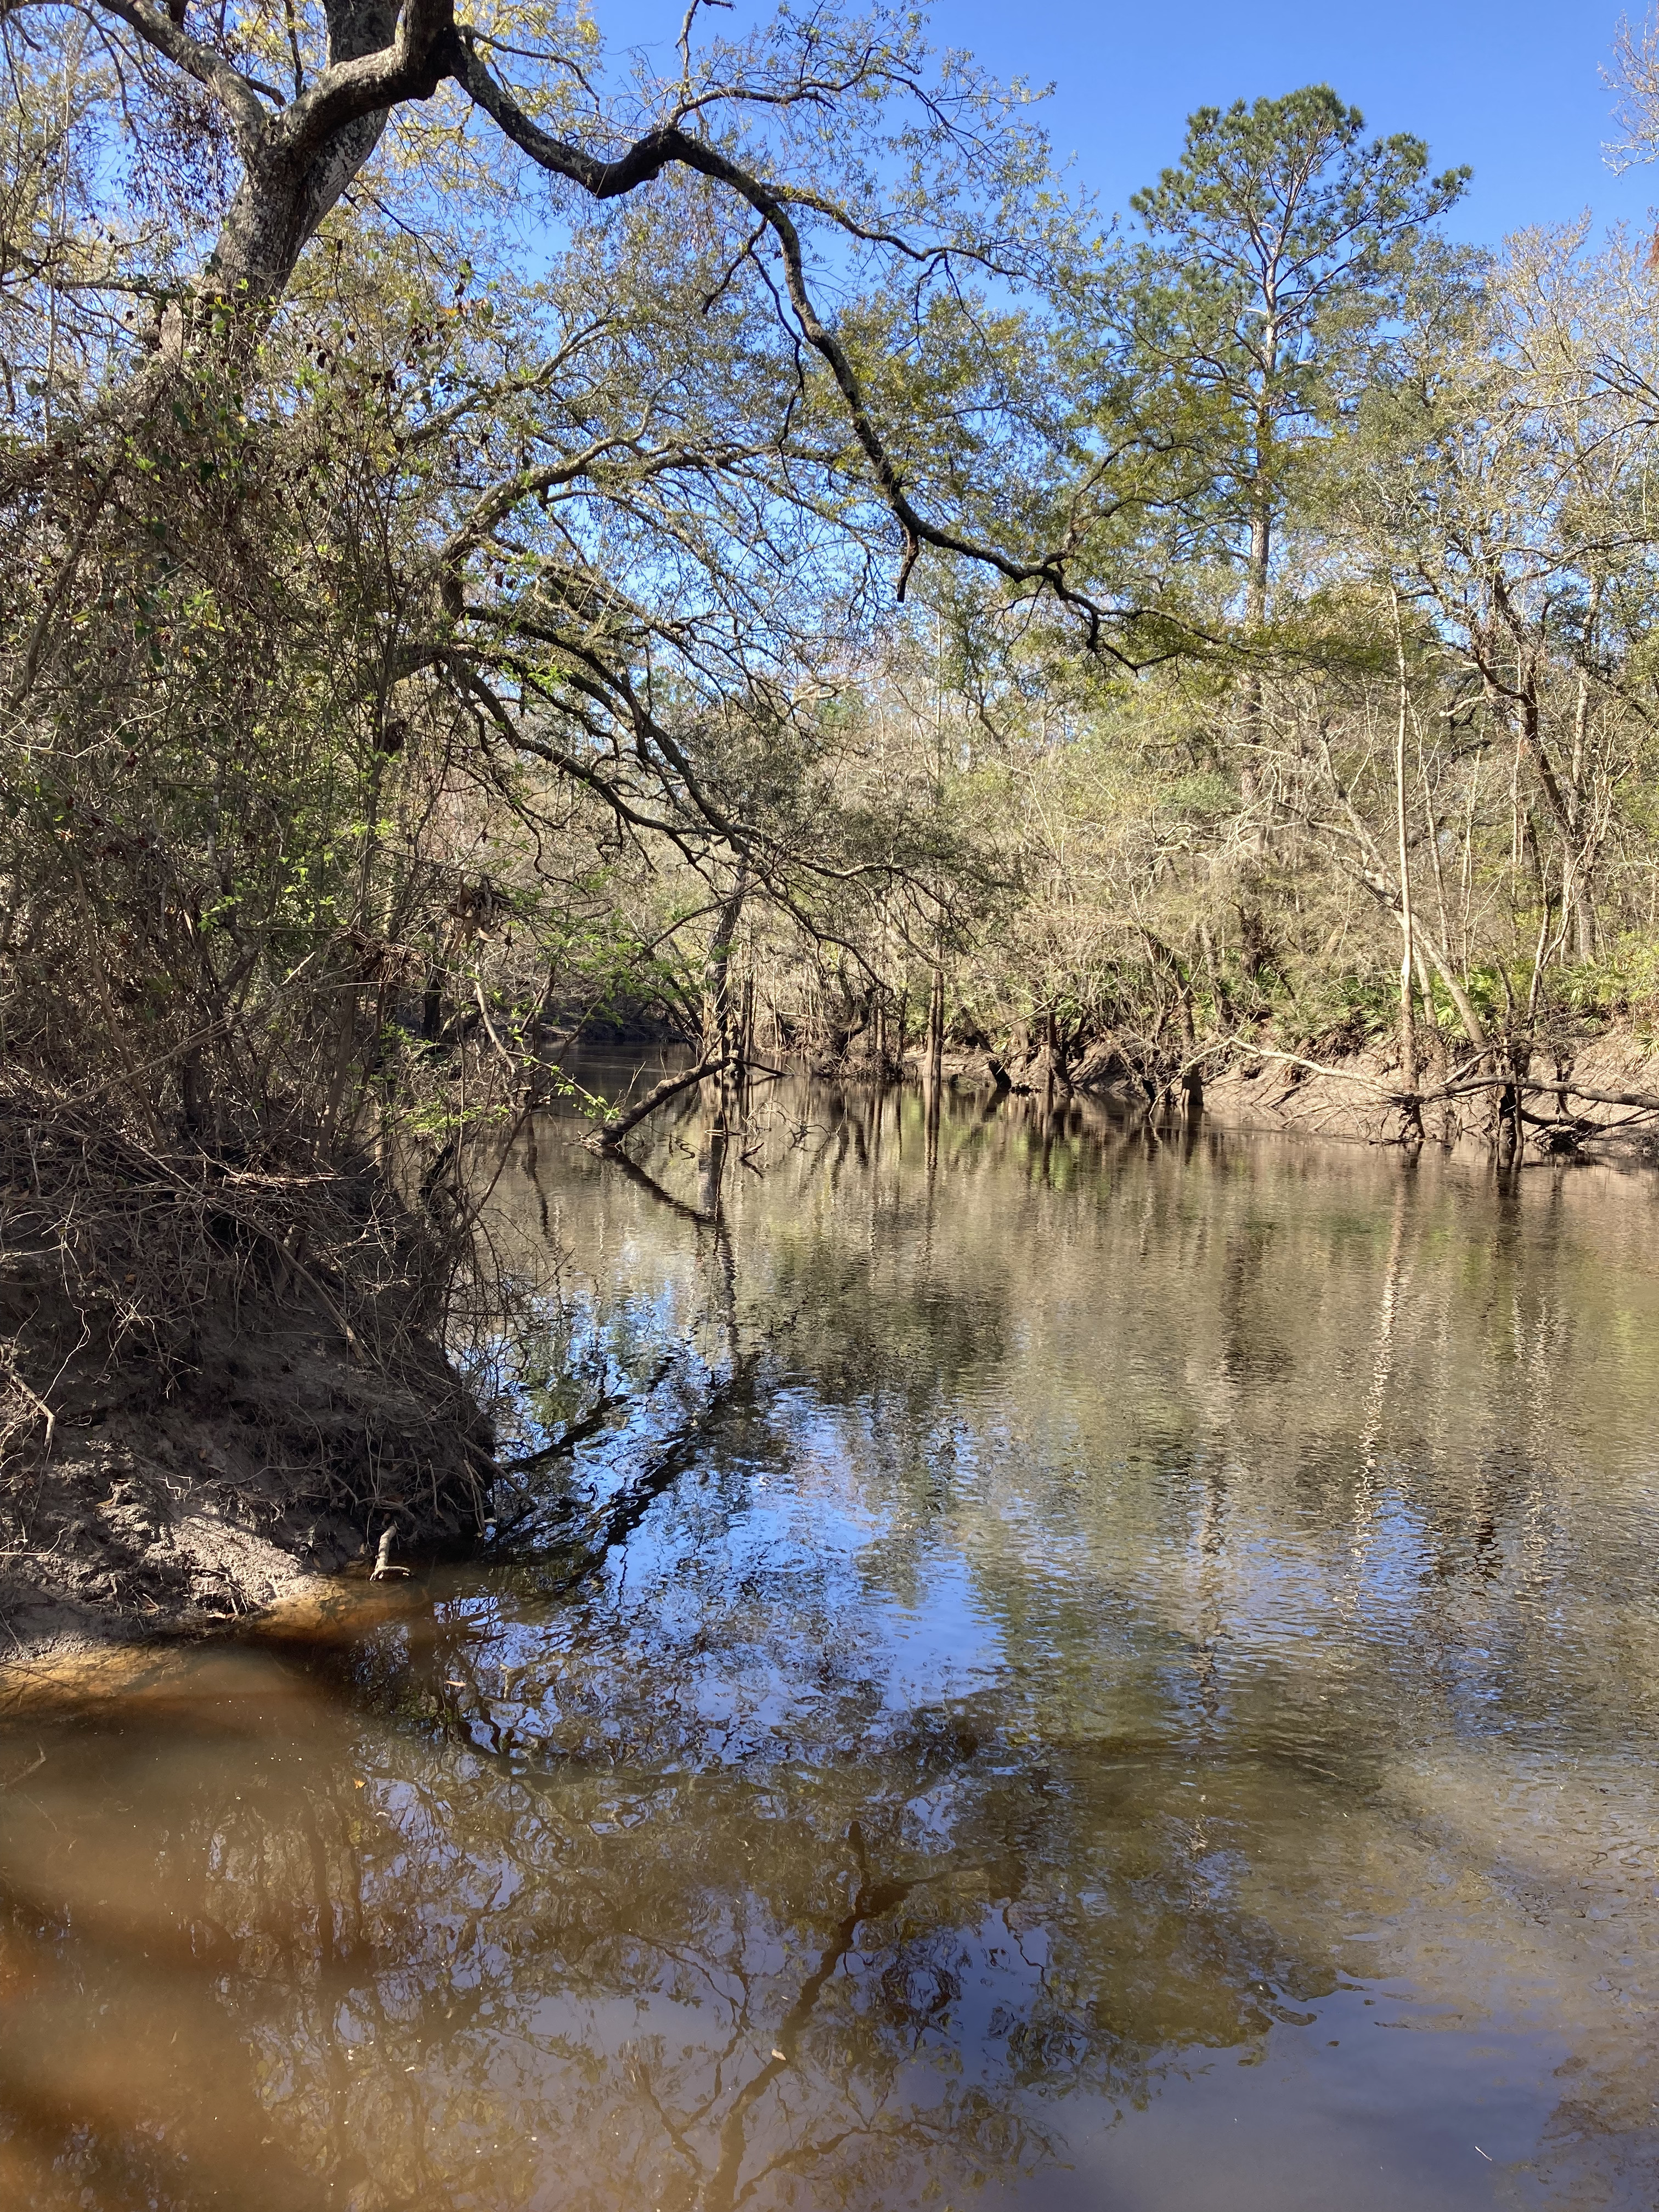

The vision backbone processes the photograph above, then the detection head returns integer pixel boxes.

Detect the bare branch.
[89,0,274,142]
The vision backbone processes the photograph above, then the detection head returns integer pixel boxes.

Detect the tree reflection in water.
[4,1080,1659,2211]
[0,1640,1325,2211]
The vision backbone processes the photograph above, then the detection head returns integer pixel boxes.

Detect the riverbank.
[1199,1022,1659,1153]
[1,1100,493,1668]
[0,1288,489,1668]
[936,1015,1659,1156]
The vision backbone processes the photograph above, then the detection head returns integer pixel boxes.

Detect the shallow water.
[4,1079,1659,2211]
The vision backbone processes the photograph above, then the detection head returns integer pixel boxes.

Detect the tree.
[3,0,1147,627]
[0,3,1136,1473]
[1126,87,1468,650]
[0,4,1113,1151]
[1346,224,1659,968]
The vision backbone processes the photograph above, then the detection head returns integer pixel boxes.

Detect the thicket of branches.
[0,0,1115,1435]
[705,78,1659,1127]
[917,216,1659,1106]
[7,0,1659,1435]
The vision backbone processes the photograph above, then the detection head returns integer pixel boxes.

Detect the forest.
[7,0,1659,1572]
[9,14,1659,2209]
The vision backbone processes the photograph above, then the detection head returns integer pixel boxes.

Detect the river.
[3,1075,1658,2210]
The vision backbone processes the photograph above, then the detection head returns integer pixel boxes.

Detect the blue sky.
[600,0,1658,246]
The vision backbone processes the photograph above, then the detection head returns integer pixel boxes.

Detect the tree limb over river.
[7,0,1659,1653]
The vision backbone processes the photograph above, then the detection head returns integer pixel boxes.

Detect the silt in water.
[3,1080,1658,2209]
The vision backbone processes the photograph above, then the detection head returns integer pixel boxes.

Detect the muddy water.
[4,1081,1659,2211]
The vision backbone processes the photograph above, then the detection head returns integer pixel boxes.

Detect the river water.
[3,1077,1659,2211]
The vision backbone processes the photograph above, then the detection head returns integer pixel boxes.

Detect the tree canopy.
[4,4,1659,1213]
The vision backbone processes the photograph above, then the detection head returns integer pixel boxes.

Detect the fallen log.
[581,1054,729,1154]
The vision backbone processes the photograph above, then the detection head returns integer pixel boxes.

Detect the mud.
[0,1290,490,1667]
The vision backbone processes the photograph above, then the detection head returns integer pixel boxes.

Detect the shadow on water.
[4,1072,1659,2209]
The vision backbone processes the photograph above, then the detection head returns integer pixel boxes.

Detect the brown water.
[4,1080,1659,2211]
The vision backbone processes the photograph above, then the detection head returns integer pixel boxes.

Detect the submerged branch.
[582,1054,730,1153]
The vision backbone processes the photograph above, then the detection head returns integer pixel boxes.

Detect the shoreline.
[8,1036,1658,1685]
[1,1302,489,1674]
[924,1018,1659,1159]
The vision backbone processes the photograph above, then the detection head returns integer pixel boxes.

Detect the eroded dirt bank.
[3,1341,490,1676]
[1,1104,493,1668]
[934,1017,1659,1157]
[0,1294,490,1667]
[1199,1022,1659,1150]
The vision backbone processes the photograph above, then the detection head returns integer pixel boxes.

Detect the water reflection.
[4,1078,1659,2210]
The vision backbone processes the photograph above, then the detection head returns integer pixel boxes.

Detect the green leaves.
[1113,83,1470,631]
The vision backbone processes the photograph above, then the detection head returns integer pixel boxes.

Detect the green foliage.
[1556,938,1659,1032]
[1120,85,1469,622]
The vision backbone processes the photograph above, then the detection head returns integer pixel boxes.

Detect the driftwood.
[1232,1048,1659,1128]
[369,1527,410,1581]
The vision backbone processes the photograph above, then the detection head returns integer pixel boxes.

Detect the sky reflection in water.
[3,1079,1658,2210]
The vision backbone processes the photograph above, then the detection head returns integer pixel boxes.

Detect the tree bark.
[926,962,945,1096]
[585,1056,725,1154]
[1392,601,1420,1120]
[702,861,748,1111]
[1237,390,1274,810]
